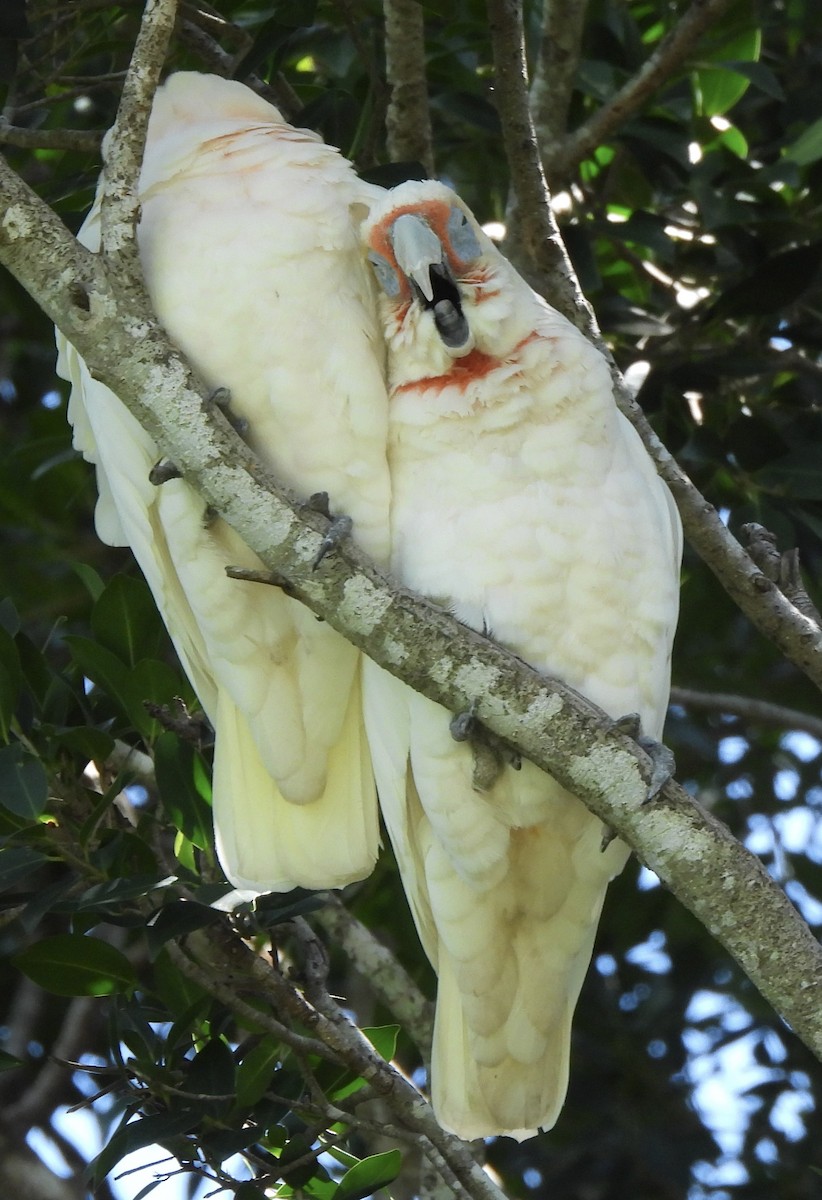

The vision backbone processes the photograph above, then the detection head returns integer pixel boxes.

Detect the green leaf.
[145,899,221,960]
[0,597,20,636]
[152,947,209,1015]
[695,28,762,115]
[785,115,822,167]
[52,725,115,762]
[0,1049,24,1071]
[65,637,182,738]
[71,874,171,913]
[185,1038,237,1115]
[0,625,22,732]
[92,574,166,668]
[0,744,48,818]
[252,888,327,926]
[332,1149,403,1200]
[363,1025,400,1062]
[91,1109,200,1187]
[756,448,822,499]
[71,560,105,602]
[0,845,48,891]
[236,1035,283,1108]
[15,933,137,996]
[154,732,212,850]
[708,242,822,320]
[64,635,134,718]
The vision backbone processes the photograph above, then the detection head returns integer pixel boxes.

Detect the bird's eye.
[447,206,481,263]
[368,250,401,296]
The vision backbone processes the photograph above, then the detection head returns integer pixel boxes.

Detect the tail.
[212,665,380,893]
[430,929,590,1141]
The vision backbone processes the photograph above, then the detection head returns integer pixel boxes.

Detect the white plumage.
[57,72,391,893]
[362,181,682,1139]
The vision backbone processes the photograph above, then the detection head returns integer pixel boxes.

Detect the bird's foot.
[149,458,181,485]
[205,386,249,435]
[450,706,521,791]
[308,493,354,569]
[611,712,675,801]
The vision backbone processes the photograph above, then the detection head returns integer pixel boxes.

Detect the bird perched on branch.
[362,180,682,1140]
[57,72,391,893]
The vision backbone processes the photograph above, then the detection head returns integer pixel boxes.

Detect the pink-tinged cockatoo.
[361,180,682,1140]
[56,72,391,893]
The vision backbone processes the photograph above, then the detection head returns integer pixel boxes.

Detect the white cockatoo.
[57,72,391,893]
[361,180,682,1140]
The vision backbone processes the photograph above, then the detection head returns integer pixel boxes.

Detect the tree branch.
[0,122,101,152]
[529,0,589,157]
[2,154,822,1072]
[550,0,738,179]
[98,0,178,263]
[383,0,434,175]
[315,896,434,1061]
[670,687,822,742]
[187,928,506,1200]
[486,0,590,320]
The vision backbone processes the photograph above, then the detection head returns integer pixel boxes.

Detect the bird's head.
[363,181,526,382]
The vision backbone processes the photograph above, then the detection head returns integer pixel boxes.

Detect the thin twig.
[551,0,738,178]
[0,122,101,152]
[670,687,822,741]
[383,0,434,175]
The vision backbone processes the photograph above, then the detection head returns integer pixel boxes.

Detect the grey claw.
[312,514,353,569]
[637,734,676,801]
[149,458,181,485]
[611,713,675,801]
[206,386,249,435]
[600,824,618,852]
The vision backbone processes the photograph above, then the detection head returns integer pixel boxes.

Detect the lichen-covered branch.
[550,0,738,178]
[315,896,435,1061]
[383,0,434,175]
[2,153,822,1071]
[98,0,178,263]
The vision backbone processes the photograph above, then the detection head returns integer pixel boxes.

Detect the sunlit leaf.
[695,28,762,115]
[332,1149,402,1200]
